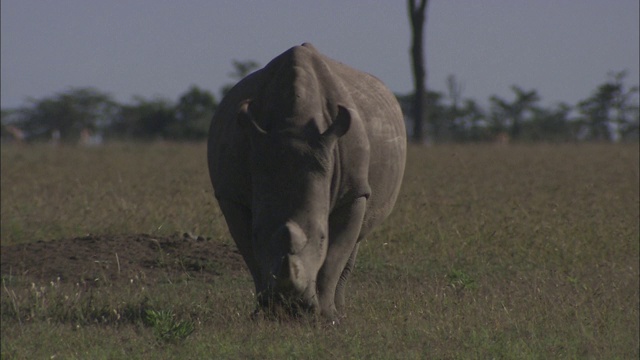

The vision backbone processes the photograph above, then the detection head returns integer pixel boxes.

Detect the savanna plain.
[1,142,638,359]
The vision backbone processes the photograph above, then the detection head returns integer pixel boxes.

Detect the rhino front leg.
[217,199,263,297]
[317,197,366,322]
[335,242,359,313]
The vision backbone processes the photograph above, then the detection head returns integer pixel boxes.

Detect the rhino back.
[208,44,406,233]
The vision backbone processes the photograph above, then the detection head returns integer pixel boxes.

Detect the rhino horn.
[283,221,308,254]
[269,222,310,293]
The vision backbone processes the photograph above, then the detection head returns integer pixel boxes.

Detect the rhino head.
[238,101,351,316]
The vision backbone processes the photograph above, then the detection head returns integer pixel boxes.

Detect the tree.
[170,86,217,140]
[408,0,429,143]
[110,97,175,140]
[220,60,260,98]
[577,71,639,142]
[524,103,573,142]
[423,90,446,141]
[455,99,488,142]
[489,86,540,140]
[10,88,117,142]
[443,74,466,141]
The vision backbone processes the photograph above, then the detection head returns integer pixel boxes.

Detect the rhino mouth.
[255,286,317,319]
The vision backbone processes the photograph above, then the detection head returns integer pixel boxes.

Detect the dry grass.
[1,142,638,358]
[1,142,225,245]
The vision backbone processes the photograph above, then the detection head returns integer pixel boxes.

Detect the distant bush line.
[1,65,637,144]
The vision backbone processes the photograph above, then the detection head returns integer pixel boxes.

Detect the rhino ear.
[238,100,267,135]
[321,105,351,143]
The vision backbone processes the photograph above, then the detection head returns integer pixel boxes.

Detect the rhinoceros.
[207,43,406,322]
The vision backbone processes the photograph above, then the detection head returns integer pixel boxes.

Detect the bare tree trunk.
[408,0,429,143]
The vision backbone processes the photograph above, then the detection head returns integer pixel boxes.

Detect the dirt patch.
[1,233,247,286]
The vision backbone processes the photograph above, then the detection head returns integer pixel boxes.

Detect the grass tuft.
[144,309,195,344]
[447,268,477,290]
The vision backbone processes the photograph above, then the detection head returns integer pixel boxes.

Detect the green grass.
[2,142,638,358]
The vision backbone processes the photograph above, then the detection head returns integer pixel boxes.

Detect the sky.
[1,1,639,110]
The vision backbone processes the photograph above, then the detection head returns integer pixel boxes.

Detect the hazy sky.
[2,1,638,109]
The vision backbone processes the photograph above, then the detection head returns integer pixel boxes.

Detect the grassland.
[1,142,638,359]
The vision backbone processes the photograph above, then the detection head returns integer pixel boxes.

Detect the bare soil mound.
[1,233,247,285]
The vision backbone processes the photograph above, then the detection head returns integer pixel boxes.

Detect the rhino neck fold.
[328,140,341,211]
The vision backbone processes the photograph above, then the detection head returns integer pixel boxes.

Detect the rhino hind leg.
[335,242,359,314]
[317,197,367,322]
